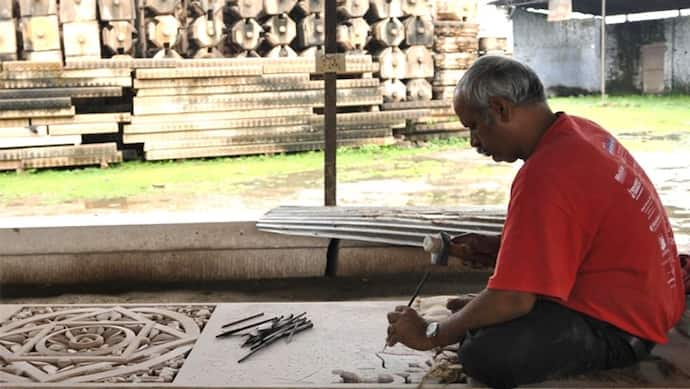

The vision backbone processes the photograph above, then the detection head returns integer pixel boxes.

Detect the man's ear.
[488,96,512,122]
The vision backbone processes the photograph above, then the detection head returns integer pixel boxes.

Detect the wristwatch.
[425,321,440,338]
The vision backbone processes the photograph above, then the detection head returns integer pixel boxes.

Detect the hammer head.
[423,231,451,266]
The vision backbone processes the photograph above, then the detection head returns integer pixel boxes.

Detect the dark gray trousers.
[458,300,655,389]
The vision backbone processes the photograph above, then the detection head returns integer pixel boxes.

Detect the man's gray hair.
[455,56,546,113]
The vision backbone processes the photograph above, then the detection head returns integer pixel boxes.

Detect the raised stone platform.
[0,302,689,388]
[0,213,474,284]
[0,302,431,387]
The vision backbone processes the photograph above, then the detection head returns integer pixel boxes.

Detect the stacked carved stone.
[403,11,434,101]
[224,0,262,57]
[294,0,324,57]
[0,0,126,171]
[59,0,101,59]
[99,0,136,57]
[366,0,434,104]
[0,0,487,168]
[368,1,404,103]
[143,0,184,58]
[336,0,369,55]
[400,11,434,102]
[0,0,17,60]
[232,0,299,57]
[18,0,61,60]
[478,36,510,57]
[375,0,476,142]
[432,0,478,100]
[185,0,225,58]
[260,4,298,57]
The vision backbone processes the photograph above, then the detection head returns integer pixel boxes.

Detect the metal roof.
[491,0,690,15]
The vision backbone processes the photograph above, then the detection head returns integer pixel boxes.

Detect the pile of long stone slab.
[0,56,434,167]
[382,99,466,141]
[433,0,479,101]
[125,56,429,161]
[0,61,126,170]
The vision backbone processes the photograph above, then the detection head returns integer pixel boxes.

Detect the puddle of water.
[83,197,129,210]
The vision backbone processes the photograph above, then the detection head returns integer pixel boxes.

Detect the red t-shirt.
[488,113,686,344]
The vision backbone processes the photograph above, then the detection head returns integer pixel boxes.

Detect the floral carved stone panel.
[0,305,214,384]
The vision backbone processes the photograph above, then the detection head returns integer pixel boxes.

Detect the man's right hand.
[448,233,501,268]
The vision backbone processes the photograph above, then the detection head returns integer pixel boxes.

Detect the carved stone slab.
[59,0,97,23]
[102,20,135,55]
[0,19,17,58]
[147,15,180,49]
[296,13,323,49]
[266,44,297,58]
[372,17,404,47]
[405,45,433,79]
[262,13,296,47]
[435,0,477,22]
[336,0,368,18]
[406,78,432,101]
[18,0,57,17]
[380,78,406,103]
[295,0,323,15]
[404,15,433,47]
[229,18,263,51]
[369,0,402,19]
[336,17,368,52]
[98,0,135,21]
[227,0,262,18]
[400,0,430,16]
[0,0,13,19]
[374,46,406,80]
[20,16,61,52]
[145,0,178,15]
[263,0,297,16]
[0,305,213,384]
[190,13,224,48]
[62,21,101,58]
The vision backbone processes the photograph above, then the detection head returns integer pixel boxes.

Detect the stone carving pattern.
[0,305,214,383]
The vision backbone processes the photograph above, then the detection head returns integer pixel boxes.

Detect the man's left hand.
[386,306,435,351]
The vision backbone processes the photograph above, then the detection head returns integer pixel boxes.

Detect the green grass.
[1,95,689,206]
[0,137,467,204]
[549,95,690,133]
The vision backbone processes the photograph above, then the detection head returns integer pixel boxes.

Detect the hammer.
[423,232,475,266]
[423,231,451,266]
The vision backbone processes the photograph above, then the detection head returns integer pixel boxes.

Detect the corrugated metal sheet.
[492,0,690,15]
[257,206,506,247]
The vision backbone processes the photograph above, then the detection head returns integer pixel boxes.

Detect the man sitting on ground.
[385,56,686,389]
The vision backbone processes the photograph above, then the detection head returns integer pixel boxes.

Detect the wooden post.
[324,0,337,206]
[324,0,339,277]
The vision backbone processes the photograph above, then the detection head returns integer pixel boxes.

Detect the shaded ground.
[0,272,491,304]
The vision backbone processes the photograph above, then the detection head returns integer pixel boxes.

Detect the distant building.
[498,4,690,94]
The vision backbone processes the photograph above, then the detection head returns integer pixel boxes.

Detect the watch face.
[426,321,439,338]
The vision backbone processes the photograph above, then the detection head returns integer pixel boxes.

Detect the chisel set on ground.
[216,312,314,363]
